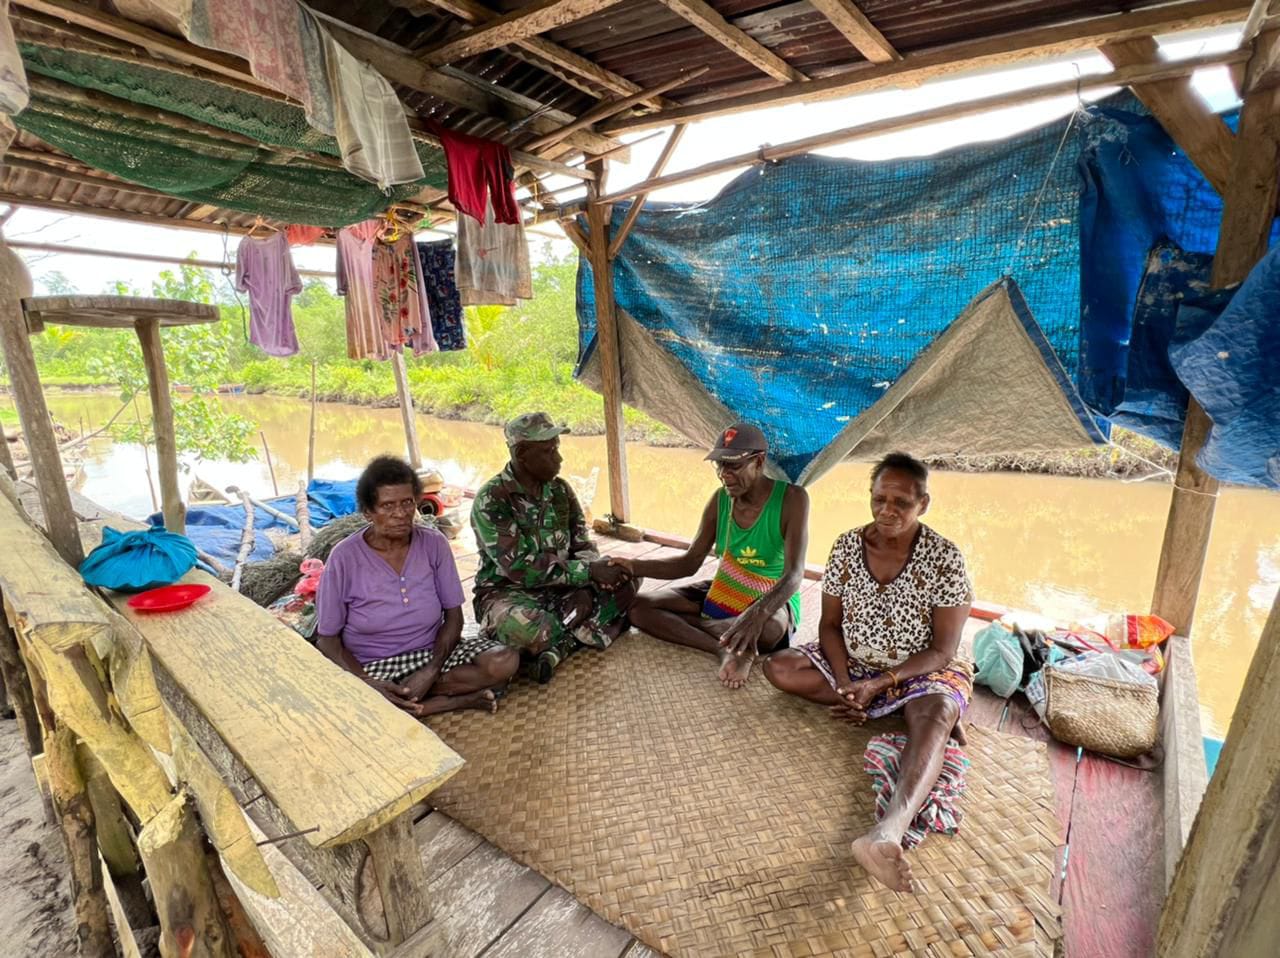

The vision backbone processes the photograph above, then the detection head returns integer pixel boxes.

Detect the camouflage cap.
[504,411,571,447]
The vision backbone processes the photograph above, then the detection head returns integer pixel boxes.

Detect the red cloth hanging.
[427,121,521,226]
[285,224,326,247]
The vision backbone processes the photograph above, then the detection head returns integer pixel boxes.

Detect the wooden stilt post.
[1149,31,1280,636]
[0,245,83,566]
[0,603,42,759]
[585,156,631,523]
[390,349,422,470]
[0,424,15,480]
[134,318,185,534]
[46,724,115,958]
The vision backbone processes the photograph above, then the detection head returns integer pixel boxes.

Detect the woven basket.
[1044,666,1158,758]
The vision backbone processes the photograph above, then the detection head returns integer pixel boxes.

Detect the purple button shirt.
[316,525,465,665]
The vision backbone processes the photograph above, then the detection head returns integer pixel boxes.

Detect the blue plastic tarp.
[578,110,1087,482]
[1171,243,1280,488]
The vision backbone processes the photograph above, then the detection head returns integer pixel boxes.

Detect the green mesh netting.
[16,40,449,227]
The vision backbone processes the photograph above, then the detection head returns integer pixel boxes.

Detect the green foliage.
[26,249,676,445]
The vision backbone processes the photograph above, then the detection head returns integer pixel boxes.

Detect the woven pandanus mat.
[428,634,1063,957]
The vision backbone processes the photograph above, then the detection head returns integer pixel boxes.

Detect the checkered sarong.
[363,626,498,683]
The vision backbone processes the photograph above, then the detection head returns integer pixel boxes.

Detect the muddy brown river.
[14,391,1279,739]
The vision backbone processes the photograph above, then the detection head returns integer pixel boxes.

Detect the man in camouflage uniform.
[470,412,636,682]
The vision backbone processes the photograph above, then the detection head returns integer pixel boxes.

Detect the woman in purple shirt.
[316,456,519,716]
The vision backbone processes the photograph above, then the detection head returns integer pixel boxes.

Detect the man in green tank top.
[612,423,809,689]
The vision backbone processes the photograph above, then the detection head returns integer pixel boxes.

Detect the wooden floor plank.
[1061,755,1162,958]
[480,885,633,958]
[399,842,549,958]
[414,813,484,879]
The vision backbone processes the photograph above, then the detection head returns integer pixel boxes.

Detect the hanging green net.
[16,41,450,227]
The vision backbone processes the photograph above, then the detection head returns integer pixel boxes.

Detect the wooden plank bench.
[5,483,466,954]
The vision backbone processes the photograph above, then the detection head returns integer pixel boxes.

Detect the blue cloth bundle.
[79,526,198,593]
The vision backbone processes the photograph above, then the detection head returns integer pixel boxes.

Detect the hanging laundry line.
[8,240,337,278]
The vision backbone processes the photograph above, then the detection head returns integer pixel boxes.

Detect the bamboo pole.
[231,492,255,594]
[135,319,184,534]
[131,399,159,514]
[592,48,1249,205]
[226,486,299,530]
[259,431,279,497]
[390,349,423,470]
[585,157,631,522]
[608,124,687,260]
[307,360,317,483]
[7,240,337,278]
[0,244,82,566]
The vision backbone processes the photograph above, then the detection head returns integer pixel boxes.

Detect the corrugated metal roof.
[0,0,1241,231]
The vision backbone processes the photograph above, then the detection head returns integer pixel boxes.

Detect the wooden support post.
[0,425,15,479]
[1150,32,1280,635]
[136,793,236,958]
[0,244,82,566]
[134,318,185,534]
[0,604,42,758]
[363,811,431,946]
[296,481,312,552]
[390,349,423,470]
[585,157,631,523]
[1158,588,1280,956]
[231,492,254,594]
[46,725,115,958]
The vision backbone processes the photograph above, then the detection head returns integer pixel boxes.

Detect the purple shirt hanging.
[235,231,302,357]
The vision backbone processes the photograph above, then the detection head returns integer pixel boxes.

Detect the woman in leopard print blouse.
[764,452,974,895]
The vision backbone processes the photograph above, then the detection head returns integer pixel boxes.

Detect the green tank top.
[703,479,802,624]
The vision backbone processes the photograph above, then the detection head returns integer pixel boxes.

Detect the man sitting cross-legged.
[611,423,807,688]
[471,412,636,684]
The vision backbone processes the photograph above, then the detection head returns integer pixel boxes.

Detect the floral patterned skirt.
[796,641,973,719]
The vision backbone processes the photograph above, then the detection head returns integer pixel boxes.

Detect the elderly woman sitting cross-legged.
[763,451,974,893]
[316,455,519,716]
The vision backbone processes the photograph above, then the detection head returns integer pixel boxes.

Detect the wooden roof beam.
[603,0,1253,133]
[397,0,676,108]
[418,0,627,67]
[807,0,899,64]
[1100,36,1234,196]
[654,0,808,84]
[523,68,707,154]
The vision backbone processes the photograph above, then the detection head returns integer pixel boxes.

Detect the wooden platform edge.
[1160,633,1209,890]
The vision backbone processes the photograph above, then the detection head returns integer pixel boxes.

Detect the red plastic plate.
[126,583,211,613]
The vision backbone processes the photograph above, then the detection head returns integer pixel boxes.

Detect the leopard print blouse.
[821,523,973,669]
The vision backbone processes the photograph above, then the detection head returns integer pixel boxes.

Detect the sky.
[2,24,1242,298]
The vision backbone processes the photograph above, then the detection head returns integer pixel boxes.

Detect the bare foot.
[417,689,498,717]
[717,649,754,689]
[951,719,967,745]
[851,834,914,892]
